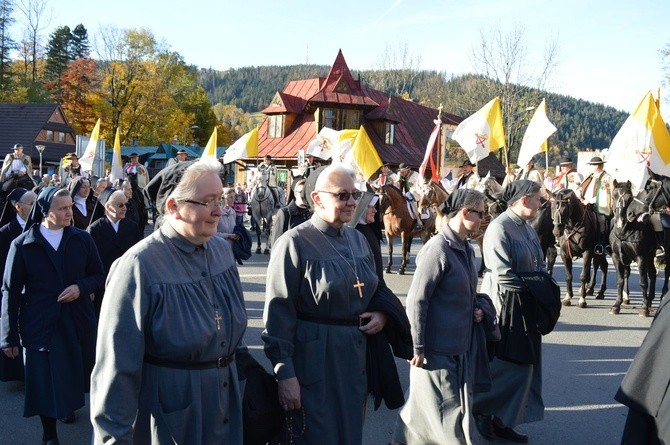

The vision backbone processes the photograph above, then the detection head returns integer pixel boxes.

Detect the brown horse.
[418,180,449,232]
[379,184,434,274]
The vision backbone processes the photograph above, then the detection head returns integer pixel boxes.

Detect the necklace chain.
[317,227,365,298]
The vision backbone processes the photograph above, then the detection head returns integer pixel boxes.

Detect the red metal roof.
[254,50,466,168]
[260,91,306,114]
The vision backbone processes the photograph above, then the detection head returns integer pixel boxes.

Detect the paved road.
[0,237,659,444]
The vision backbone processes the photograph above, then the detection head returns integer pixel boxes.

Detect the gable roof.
[0,103,76,163]
[307,50,377,108]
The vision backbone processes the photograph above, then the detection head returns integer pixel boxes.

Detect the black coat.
[0,218,24,382]
[87,217,142,315]
[615,293,670,444]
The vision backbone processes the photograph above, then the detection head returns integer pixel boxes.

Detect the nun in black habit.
[1,186,104,444]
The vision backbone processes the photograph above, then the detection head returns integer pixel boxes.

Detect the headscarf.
[304,165,328,210]
[348,191,379,227]
[500,179,538,204]
[24,186,60,231]
[0,187,28,227]
[287,177,306,204]
[143,160,196,216]
[97,187,117,207]
[68,176,90,198]
[439,188,469,215]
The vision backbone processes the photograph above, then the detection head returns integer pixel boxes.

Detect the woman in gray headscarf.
[391,188,488,445]
[473,179,545,443]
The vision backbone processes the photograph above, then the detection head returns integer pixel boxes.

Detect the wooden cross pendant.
[214,310,222,331]
[353,278,365,299]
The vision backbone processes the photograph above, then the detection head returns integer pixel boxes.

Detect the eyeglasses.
[467,208,485,219]
[183,198,224,209]
[113,203,127,208]
[317,190,362,201]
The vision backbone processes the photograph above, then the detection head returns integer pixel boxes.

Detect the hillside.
[198,66,629,158]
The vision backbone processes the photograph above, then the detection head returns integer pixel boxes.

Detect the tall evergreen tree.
[0,0,16,94]
[70,24,89,58]
[45,25,71,101]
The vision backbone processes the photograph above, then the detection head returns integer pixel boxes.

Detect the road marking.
[546,403,622,411]
[239,274,270,278]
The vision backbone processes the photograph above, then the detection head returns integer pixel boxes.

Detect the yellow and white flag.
[608,91,670,192]
[223,127,259,164]
[517,99,557,167]
[352,126,382,179]
[451,97,506,163]
[200,127,218,161]
[109,128,124,186]
[78,118,100,172]
[307,127,358,162]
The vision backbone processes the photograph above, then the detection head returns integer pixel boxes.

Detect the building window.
[46,130,54,141]
[268,115,285,138]
[58,132,65,143]
[385,123,395,144]
[320,108,360,131]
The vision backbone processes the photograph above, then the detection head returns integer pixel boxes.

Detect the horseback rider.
[369,163,397,189]
[516,159,544,186]
[553,157,583,192]
[258,155,282,208]
[578,156,613,255]
[456,160,480,189]
[1,144,34,193]
[166,149,188,167]
[301,154,322,178]
[395,163,425,229]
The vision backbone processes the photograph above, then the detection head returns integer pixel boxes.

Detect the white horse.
[249,176,285,254]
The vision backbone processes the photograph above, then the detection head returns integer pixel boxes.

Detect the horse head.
[551,189,581,237]
[612,180,636,229]
[486,191,506,219]
[418,180,448,213]
[635,173,670,214]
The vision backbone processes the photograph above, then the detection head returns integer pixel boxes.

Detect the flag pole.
[436,104,443,180]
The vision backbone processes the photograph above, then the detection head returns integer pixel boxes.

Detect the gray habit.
[475,208,545,427]
[262,214,379,445]
[90,221,248,444]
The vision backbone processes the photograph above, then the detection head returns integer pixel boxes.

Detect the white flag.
[517,99,556,167]
[223,128,259,164]
[451,97,506,163]
[79,118,100,172]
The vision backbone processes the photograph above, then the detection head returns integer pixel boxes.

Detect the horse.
[417,180,449,232]
[379,184,434,274]
[627,170,670,298]
[249,181,276,254]
[608,180,656,316]
[472,174,503,276]
[549,189,608,308]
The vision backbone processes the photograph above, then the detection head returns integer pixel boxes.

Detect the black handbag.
[495,289,539,365]
[517,271,562,335]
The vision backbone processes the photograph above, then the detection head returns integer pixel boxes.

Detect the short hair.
[106,190,127,205]
[314,164,356,191]
[166,160,223,210]
[53,188,71,199]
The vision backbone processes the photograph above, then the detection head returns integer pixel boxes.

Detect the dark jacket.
[366,285,412,410]
[0,218,23,281]
[1,225,105,350]
[87,217,142,274]
[268,201,311,248]
[72,196,104,229]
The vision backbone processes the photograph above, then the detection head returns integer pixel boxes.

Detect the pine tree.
[0,0,16,94]
[45,25,71,101]
[70,24,89,59]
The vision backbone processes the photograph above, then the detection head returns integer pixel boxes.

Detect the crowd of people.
[0,142,666,445]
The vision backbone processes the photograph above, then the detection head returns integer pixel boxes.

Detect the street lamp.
[35,145,46,175]
[183,125,199,145]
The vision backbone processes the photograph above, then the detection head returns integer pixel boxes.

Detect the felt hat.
[398,163,411,171]
[586,156,604,165]
[559,157,574,165]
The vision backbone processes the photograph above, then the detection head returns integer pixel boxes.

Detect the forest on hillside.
[198,65,628,162]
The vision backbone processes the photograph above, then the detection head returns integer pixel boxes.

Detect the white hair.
[166,160,223,212]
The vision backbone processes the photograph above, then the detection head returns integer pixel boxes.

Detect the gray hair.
[166,160,223,211]
[106,190,127,205]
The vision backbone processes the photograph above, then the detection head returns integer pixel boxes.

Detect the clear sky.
[11,0,670,119]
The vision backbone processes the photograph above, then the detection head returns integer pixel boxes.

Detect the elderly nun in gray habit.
[473,179,545,444]
[391,188,488,445]
[90,160,247,444]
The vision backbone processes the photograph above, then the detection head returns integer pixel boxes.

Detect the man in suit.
[87,189,143,317]
[1,144,34,192]
[578,156,613,255]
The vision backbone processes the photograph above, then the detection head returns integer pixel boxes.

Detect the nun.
[1,186,104,444]
[0,187,35,382]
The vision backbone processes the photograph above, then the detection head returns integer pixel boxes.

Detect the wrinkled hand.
[409,353,425,368]
[57,284,80,303]
[278,377,301,411]
[2,346,19,358]
[474,307,484,323]
[359,311,387,335]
